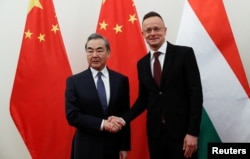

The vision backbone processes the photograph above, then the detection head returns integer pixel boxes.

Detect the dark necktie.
[97,72,107,115]
[153,52,161,86]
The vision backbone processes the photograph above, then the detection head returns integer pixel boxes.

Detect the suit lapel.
[146,53,154,81]
[161,42,175,87]
[142,53,158,88]
[108,69,116,108]
[83,68,97,91]
[83,68,105,113]
[141,43,176,89]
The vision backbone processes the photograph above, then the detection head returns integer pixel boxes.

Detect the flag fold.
[10,0,74,158]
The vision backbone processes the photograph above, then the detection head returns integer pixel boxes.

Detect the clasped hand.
[104,116,125,133]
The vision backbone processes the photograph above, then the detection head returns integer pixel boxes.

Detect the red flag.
[96,0,149,158]
[189,0,250,97]
[10,0,74,158]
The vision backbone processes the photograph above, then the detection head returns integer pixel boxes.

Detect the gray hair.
[85,33,111,52]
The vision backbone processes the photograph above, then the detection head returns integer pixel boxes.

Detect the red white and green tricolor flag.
[10,0,75,158]
[96,0,149,158]
[176,0,250,158]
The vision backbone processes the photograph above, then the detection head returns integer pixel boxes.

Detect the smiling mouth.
[150,39,158,42]
[149,37,158,40]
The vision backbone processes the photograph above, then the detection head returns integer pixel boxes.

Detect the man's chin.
[90,64,101,70]
[149,42,160,49]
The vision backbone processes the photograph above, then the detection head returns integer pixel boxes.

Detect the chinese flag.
[96,0,149,158]
[10,0,74,159]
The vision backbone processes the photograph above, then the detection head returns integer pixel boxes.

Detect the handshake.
[103,116,126,133]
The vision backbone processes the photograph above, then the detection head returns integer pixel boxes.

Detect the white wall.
[0,0,249,158]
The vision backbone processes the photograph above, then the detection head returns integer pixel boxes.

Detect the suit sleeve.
[122,61,148,123]
[184,47,203,136]
[65,77,103,133]
[119,76,131,151]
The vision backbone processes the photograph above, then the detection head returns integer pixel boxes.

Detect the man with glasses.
[109,11,203,159]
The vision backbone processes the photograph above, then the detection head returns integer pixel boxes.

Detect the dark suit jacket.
[122,42,203,140]
[65,68,131,159]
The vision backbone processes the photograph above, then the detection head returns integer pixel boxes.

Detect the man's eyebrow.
[96,47,104,50]
[87,47,104,50]
[87,47,93,50]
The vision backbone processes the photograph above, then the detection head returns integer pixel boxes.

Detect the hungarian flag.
[10,0,74,158]
[176,0,250,158]
[96,0,149,158]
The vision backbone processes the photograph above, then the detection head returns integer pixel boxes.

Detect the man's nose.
[92,51,99,56]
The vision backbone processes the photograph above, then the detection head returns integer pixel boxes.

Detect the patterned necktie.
[153,52,161,86]
[97,72,107,115]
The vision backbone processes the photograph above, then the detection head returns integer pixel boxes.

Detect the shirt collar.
[90,67,108,78]
[150,41,168,59]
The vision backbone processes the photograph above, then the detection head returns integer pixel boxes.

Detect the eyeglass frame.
[143,26,166,34]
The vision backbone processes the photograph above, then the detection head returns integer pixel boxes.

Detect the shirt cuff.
[120,117,126,125]
[100,119,104,131]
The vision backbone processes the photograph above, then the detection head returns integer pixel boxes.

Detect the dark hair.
[142,11,164,22]
[85,33,111,52]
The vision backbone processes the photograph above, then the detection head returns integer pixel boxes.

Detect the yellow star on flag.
[96,0,149,158]
[28,0,43,13]
[51,24,60,33]
[99,20,108,30]
[113,24,122,34]
[24,30,33,39]
[37,33,45,42]
[129,14,137,24]
[10,0,75,159]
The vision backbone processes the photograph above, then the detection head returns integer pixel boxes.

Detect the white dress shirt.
[149,42,168,76]
[90,67,110,131]
[90,67,110,106]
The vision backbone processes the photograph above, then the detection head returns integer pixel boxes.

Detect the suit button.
[159,91,162,95]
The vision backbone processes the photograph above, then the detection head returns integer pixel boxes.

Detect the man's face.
[86,39,110,71]
[142,16,167,51]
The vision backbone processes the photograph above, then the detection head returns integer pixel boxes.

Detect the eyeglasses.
[143,27,164,34]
